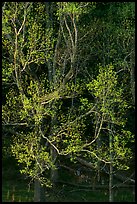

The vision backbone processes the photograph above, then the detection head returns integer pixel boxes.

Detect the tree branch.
[81,149,111,164]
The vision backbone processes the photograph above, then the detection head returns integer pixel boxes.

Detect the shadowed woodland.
[2,2,135,202]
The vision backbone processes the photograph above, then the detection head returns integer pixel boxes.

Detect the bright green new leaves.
[57,2,95,15]
[113,129,134,169]
[2,2,134,190]
[57,2,82,17]
[86,64,134,170]
[87,64,127,125]
[2,88,22,124]
[11,131,54,186]
[2,2,56,187]
[60,122,85,156]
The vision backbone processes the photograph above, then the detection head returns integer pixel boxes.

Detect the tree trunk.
[130,39,135,105]
[109,163,113,202]
[45,1,59,187]
[109,123,113,202]
[34,179,45,202]
[34,179,41,202]
[50,146,58,183]
[34,142,45,202]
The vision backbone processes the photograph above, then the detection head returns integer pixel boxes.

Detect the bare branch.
[81,149,111,164]
[39,128,68,156]
[83,113,104,148]
[71,106,97,124]
[78,2,90,8]
[64,15,74,50]
[60,18,69,48]
[112,172,135,189]
[16,3,31,36]
[2,123,28,126]
[47,106,97,142]
[53,28,61,71]
[17,7,27,36]
[70,13,77,48]
[76,157,96,169]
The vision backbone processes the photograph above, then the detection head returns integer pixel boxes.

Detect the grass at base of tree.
[46,184,135,202]
[2,179,135,202]
[2,157,135,202]
[2,170,33,202]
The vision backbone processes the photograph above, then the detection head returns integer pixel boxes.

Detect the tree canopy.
[2,2,135,202]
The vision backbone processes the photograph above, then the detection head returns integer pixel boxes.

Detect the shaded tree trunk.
[34,179,45,202]
[34,179,41,202]
[50,146,58,183]
[109,162,113,202]
[46,1,59,187]
[108,122,113,202]
[130,36,135,105]
[34,142,45,202]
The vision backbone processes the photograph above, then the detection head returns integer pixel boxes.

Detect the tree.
[2,2,134,202]
[85,64,134,201]
[2,2,53,201]
[2,2,95,201]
